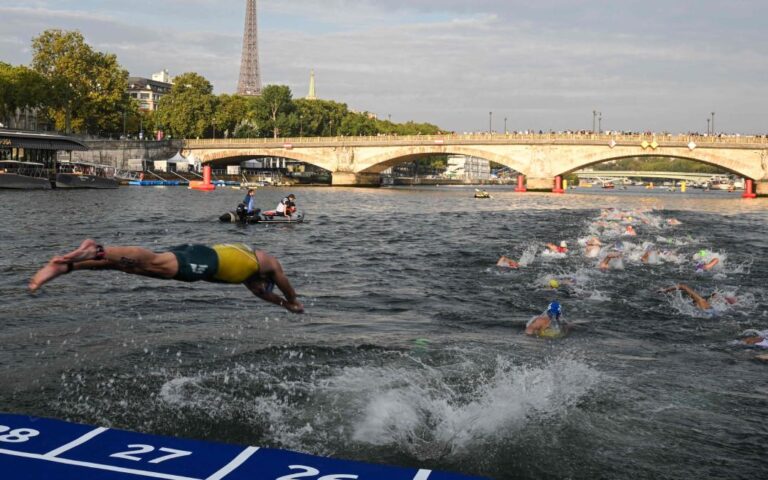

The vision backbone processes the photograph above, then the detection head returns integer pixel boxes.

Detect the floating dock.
[0,413,485,480]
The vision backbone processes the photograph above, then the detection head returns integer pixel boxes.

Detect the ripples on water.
[1,186,767,479]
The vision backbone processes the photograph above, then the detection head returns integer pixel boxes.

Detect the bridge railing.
[184,133,768,148]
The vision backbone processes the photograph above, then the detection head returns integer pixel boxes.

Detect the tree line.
[592,157,726,174]
[0,29,442,139]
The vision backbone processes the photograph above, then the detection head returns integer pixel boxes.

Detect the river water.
[1,185,766,479]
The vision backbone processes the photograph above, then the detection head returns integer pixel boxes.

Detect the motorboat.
[219,205,305,224]
[474,189,492,198]
[0,160,51,189]
[56,161,119,189]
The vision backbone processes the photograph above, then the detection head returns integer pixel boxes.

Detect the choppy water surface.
[1,185,767,479]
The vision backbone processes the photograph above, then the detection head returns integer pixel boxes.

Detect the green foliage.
[340,112,378,136]
[206,87,444,140]
[216,94,255,137]
[253,85,295,138]
[31,29,132,135]
[593,157,726,173]
[0,62,50,125]
[155,72,217,138]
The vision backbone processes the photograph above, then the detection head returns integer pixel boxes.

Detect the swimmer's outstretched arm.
[659,283,711,310]
[247,252,304,313]
[702,258,719,271]
[598,252,620,271]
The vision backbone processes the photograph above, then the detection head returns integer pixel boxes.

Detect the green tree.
[0,62,51,128]
[293,98,346,137]
[215,94,255,137]
[156,72,216,138]
[31,29,131,135]
[254,85,295,138]
[339,111,377,136]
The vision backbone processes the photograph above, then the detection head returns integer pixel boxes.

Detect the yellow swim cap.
[549,279,560,289]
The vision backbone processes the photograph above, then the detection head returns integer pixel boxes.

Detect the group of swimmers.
[497,207,765,357]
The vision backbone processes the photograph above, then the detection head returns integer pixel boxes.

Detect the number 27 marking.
[110,444,192,464]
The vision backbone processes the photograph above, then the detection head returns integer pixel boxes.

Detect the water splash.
[346,355,602,459]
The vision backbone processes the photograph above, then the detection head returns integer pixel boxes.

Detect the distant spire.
[306,70,317,100]
[237,0,262,96]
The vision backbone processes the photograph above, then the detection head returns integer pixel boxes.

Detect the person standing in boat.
[243,189,259,215]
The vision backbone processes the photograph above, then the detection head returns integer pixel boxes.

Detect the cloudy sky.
[1,0,766,134]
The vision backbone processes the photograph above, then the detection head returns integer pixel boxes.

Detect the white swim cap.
[560,241,567,248]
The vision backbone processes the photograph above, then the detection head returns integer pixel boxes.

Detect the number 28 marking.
[110,445,192,464]
[276,465,358,480]
[0,425,40,443]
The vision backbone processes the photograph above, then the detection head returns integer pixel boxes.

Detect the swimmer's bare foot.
[29,261,70,292]
[53,239,101,264]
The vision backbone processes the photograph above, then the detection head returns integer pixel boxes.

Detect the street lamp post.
[489,111,493,134]
[299,114,303,137]
[592,110,597,133]
[504,117,508,134]
[711,112,715,135]
[707,118,711,135]
[598,112,602,133]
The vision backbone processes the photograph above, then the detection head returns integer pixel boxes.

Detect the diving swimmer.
[29,239,304,313]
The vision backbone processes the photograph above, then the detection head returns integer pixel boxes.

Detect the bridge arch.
[553,149,763,180]
[182,148,331,172]
[355,146,529,175]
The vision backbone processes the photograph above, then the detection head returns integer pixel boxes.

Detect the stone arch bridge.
[182,133,768,193]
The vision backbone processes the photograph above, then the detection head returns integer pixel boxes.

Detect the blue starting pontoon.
[0,413,486,480]
[128,180,182,186]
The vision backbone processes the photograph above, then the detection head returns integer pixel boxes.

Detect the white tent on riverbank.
[155,151,190,172]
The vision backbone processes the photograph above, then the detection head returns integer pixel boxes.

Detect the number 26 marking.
[110,444,192,464]
[276,465,358,480]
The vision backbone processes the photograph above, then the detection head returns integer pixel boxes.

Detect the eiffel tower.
[237,0,262,96]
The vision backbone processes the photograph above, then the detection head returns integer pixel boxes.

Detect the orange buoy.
[190,165,216,191]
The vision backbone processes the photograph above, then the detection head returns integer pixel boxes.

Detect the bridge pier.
[526,177,557,191]
[331,172,381,187]
[753,180,768,197]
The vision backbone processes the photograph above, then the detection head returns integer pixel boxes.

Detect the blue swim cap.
[547,301,562,318]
